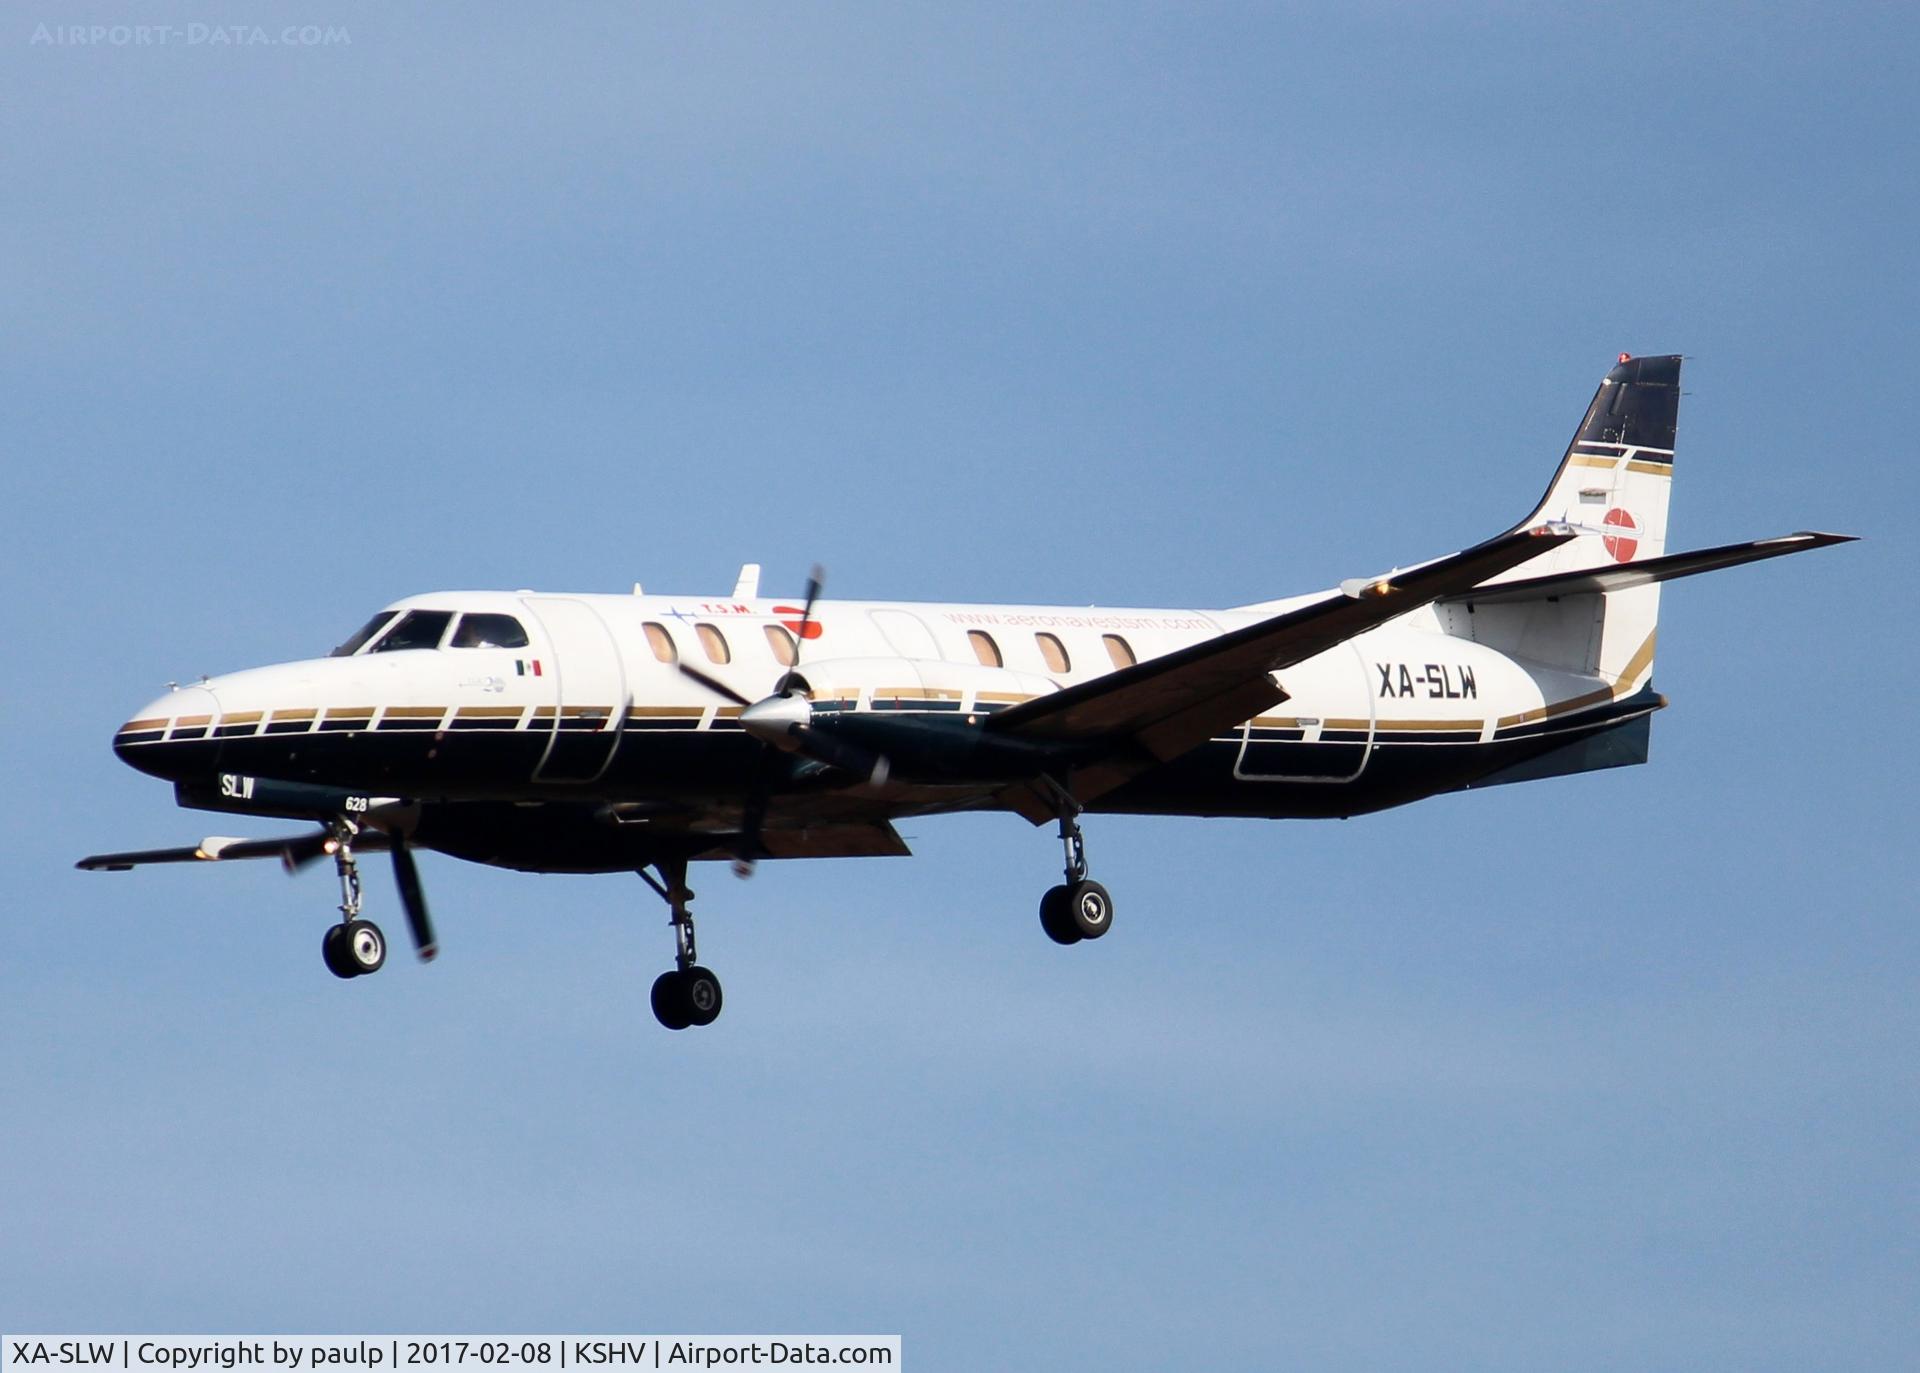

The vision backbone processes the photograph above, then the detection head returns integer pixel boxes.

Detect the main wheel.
[322,924,359,979]
[1067,880,1113,939]
[651,970,693,1030]
[343,919,387,974]
[1039,885,1082,945]
[682,966,724,1026]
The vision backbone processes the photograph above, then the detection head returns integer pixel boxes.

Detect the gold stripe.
[715,706,744,718]
[874,686,962,701]
[325,707,376,719]
[1325,717,1371,731]
[174,714,212,727]
[1376,718,1482,732]
[1569,454,1618,469]
[627,705,706,719]
[1616,629,1658,689]
[270,708,317,722]
[1625,459,1673,475]
[975,691,1036,705]
[1496,630,1658,727]
[455,706,524,719]
[530,706,558,720]
[120,718,167,732]
[1249,715,1303,729]
[217,711,262,725]
[384,706,446,719]
[1498,685,1610,728]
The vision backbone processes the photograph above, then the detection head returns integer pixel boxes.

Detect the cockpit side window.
[371,609,454,652]
[331,611,400,658]
[450,613,530,649]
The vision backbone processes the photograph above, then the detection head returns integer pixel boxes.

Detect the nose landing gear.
[640,856,724,1030]
[321,820,388,979]
[1038,797,1114,946]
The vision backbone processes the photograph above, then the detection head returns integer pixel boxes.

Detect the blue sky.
[2,4,1912,1369]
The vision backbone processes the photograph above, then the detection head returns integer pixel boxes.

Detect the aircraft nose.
[113,684,219,778]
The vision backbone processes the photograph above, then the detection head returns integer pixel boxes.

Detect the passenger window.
[1102,634,1136,668]
[765,624,796,666]
[644,622,678,663]
[450,613,530,649]
[372,610,454,652]
[697,623,732,665]
[1035,632,1070,674]
[968,630,1003,668]
[332,611,399,657]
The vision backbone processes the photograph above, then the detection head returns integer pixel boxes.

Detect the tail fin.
[1512,351,1681,565]
[1462,354,1684,695]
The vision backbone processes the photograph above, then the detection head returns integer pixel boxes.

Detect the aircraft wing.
[76,829,387,871]
[1440,531,1856,606]
[986,525,1575,817]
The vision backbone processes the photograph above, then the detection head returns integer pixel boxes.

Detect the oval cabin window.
[1035,632,1070,674]
[764,624,797,666]
[644,622,677,663]
[1102,634,1136,668]
[968,630,1003,668]
[696,623,731,665]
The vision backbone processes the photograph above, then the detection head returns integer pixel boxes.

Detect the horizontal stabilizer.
[1445,532,1855,607]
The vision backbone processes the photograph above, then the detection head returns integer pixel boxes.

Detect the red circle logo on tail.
[1603,508,1639,562]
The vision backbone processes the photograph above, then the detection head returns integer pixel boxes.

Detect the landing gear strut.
[1038,793,1113,945]
[640,856,723,1030]
[321,820,387,978]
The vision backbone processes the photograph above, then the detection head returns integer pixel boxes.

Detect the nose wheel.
[1038,796,1114,945]
[323,919,388,978]
[640,856,724,1030]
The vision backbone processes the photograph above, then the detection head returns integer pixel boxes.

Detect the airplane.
[81,353,1852,1029]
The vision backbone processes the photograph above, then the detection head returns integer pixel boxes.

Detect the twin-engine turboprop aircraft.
[83,354,1851,1028]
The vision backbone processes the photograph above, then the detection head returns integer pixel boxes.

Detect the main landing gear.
[1038,801,1114,946]
[321,821,388,979]
[640,856,723,1030]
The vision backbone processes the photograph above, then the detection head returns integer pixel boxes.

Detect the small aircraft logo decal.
[1603,508,1639,563]
[773,607,824,639]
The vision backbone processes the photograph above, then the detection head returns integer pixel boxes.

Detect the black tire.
[651,970,693,1030]
[682,966,724,1026]
[1039,885,1082,945]
[343,919,387,974]
[322,924,359,979]
[1067,880,1113,939]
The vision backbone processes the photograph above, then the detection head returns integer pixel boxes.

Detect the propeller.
[673,566,889,874]
[389,835,438,962]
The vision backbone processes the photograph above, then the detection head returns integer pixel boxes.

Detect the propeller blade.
[389,838,438,962]
[732,770,771,879]
[279,830,337,874]
[676,661,753,707]
[794,725,890,786]
[775,564,826,695]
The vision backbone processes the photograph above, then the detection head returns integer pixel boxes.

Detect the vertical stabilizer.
[1468,354,1683,695]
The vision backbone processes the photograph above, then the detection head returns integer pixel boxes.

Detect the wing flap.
[697,822,911,861]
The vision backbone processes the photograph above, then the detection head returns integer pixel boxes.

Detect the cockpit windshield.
[450,613,530,649]
[371,610,455,652]
[331,611,400,658]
